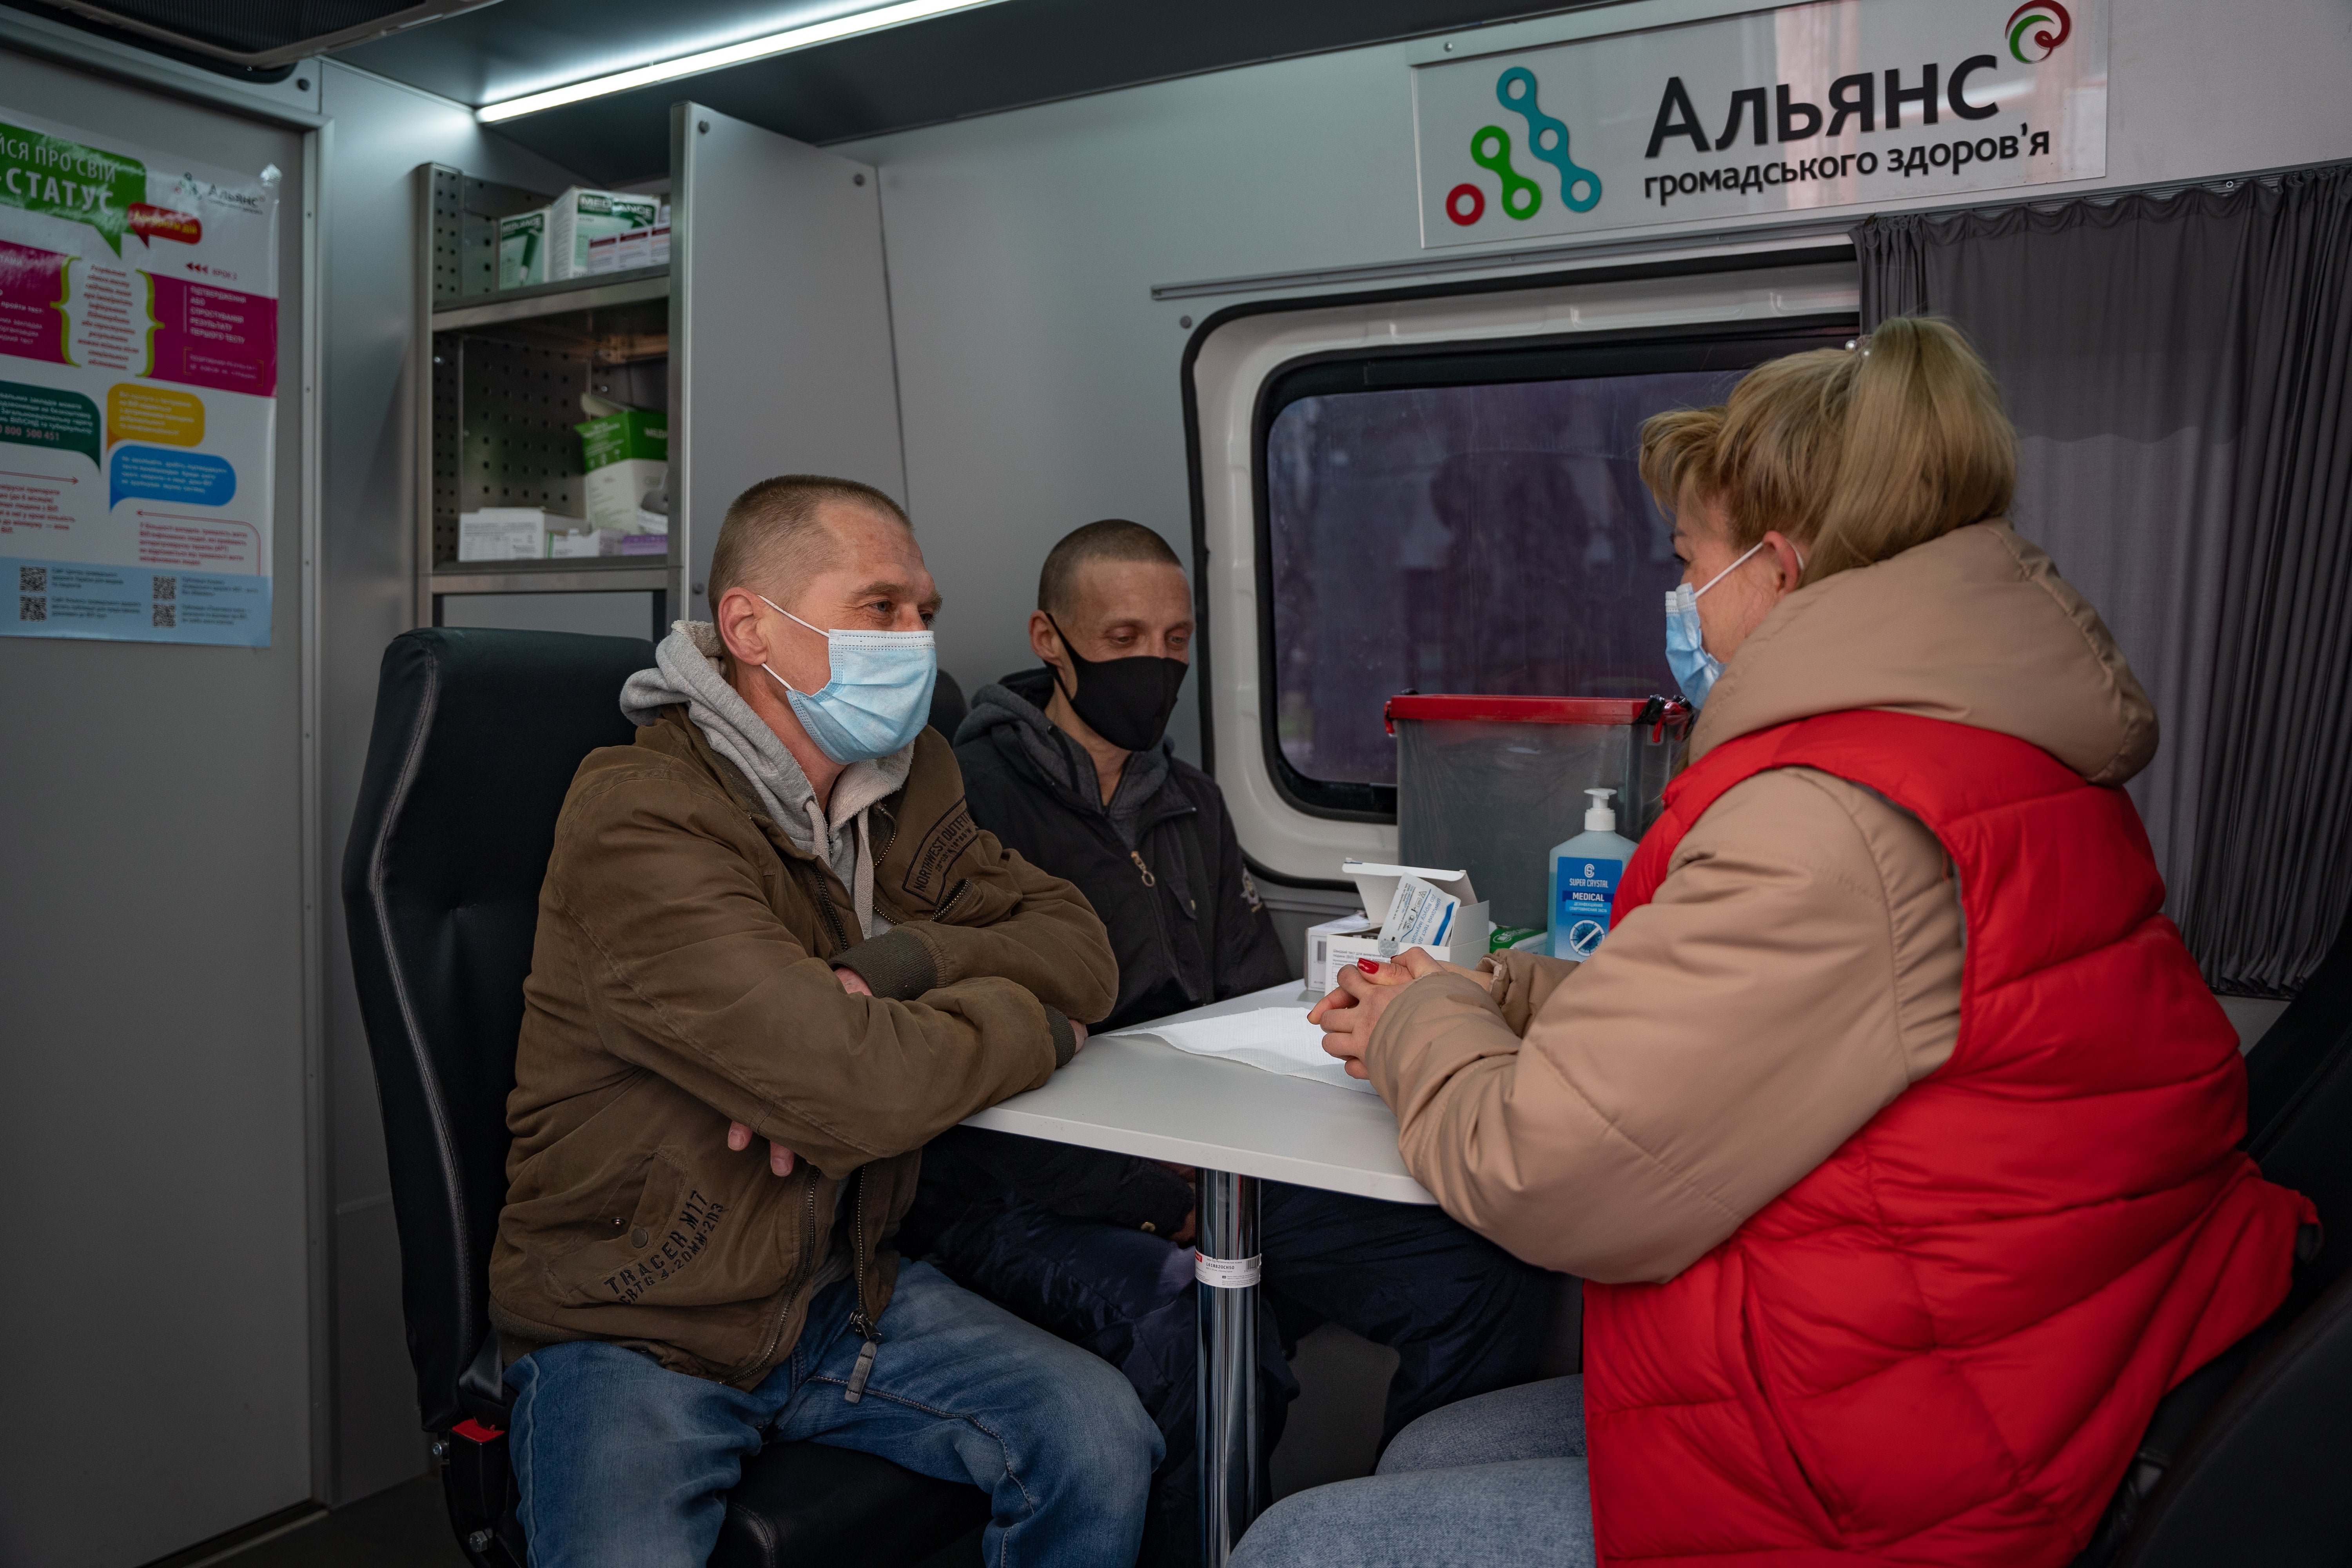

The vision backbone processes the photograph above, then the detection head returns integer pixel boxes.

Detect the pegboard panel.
[445,336,592,561]
[429,165,465,304]
[430,332,462,564]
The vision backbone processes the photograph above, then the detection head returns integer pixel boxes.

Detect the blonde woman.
[1239,319,2313,1568]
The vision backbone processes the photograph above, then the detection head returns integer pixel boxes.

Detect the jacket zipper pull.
[844,1168,880,1403]
[844,1310,882,1403]
[1130,849,1157,888]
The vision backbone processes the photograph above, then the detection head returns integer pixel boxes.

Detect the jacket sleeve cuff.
[1367,972,1515,1105]
[1044,1005,1078,1068]
[1480,949,1581,1034]
[832,928,940,1001]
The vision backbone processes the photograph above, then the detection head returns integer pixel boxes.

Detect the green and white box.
[576,405,669,532]
[549,188,661,281]
[497,208,550,290]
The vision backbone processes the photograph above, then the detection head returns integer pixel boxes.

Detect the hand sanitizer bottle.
[1550,789,1639,960]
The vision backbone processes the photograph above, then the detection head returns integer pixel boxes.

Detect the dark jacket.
[488,707,1117,1386]
[906,669,1294,1243]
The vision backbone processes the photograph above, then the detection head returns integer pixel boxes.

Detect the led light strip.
[477,0,1010,123]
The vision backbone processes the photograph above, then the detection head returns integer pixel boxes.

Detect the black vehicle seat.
[342,628,988,1568]
[2079,904,2352,1567]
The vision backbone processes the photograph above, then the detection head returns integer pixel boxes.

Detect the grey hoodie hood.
[957,666,1171,849]
[621,620,912,937]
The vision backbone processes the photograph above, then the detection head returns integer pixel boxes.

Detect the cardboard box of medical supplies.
[548,188,661,280]
[496,209,549,289]
[586,203,671,274]
[575,405,668,533]
[1303,863,1489,993]
[459,507,563,561]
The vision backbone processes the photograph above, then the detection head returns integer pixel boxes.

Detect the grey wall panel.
[829,0,2352,774]
[671,104,904,626]
[0,54,311,1568]
[312,58,583,1506]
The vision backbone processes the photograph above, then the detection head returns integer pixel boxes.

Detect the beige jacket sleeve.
[1367,766,1964,1283]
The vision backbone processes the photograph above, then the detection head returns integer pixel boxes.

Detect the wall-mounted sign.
[0,107,279,646]
[1414,0,2105,249]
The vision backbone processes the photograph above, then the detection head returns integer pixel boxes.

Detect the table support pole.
[1196,1168,1263,1568]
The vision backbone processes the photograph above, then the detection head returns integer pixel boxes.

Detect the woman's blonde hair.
[1637,317,2016,583]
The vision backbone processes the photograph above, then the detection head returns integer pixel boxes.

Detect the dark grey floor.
[216,1477,466,1568]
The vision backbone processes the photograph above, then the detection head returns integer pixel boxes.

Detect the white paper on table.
[1107,1006,1378,1095]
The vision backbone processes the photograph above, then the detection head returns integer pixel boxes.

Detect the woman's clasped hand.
[1309,951,1490,1079]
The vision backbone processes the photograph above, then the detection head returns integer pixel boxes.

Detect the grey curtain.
[1855,166,2352,995]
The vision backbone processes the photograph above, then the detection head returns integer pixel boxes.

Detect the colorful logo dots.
[2006,0,2071,62]
[1497,67,1601,213]
[1472,125,1543,220]
[1445,183,1486,226]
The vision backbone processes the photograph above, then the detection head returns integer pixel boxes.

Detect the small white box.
[546,524,624,558]
[458,507,550,561]
[1330,861,1491,973]
[1304,913,1376,995]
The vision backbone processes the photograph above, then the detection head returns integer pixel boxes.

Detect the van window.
[1256,324,1851,817]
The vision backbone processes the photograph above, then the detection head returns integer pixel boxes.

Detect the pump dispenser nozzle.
[1584,788,1618,832]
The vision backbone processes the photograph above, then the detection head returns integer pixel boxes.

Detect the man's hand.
[728,1118,797,1176]
[1151,1161,1198,1245]
[1073,1019,1089,1054]
[727,966,874,1176]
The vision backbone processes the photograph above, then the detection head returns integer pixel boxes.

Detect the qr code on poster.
[20,594,46,621]
[152,575,177,601]
[19,565,45,592]
[152,603,175,628]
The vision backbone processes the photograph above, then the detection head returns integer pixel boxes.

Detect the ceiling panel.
[332,0,1619,183]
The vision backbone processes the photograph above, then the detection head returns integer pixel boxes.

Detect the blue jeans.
[505,1260,1161,1568]
[926,1183,1549,1565]
[1229,1375,1593,1568]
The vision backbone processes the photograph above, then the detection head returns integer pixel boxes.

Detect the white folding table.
[961,980,1434,1566]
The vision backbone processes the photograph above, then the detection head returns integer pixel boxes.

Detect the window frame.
[1179,247,1862,887]
[1248,314,1859,821]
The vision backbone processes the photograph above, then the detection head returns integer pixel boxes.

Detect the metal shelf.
[432,267,669,330]
[431,562,672,596]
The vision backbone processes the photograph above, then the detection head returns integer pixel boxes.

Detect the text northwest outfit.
[490,624,1159,1568]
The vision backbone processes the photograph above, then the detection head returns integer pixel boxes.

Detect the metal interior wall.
[825,0,2352,875]
[0,49,313,1568]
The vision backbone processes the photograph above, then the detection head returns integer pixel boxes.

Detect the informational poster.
[1415,0,2105,248]
[0,108,279,646]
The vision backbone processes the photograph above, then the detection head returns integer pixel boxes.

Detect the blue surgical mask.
[1663,541,1801,710]
[758,596,938,764]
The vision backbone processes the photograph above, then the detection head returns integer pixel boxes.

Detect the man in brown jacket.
[489,475,1158,1568]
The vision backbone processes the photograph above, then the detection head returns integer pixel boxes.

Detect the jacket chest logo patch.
[904,802,979,903]
[601,1189,725,1305]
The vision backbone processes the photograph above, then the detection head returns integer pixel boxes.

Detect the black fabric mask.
[1045,613,1189,753]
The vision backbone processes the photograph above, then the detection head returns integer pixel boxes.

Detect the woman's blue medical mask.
[758,596,937,764]
[1663,541,1801,710]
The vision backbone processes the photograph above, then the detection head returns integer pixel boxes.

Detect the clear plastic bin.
[1387,695,1690,932]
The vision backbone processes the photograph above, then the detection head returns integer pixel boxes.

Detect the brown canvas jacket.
[488,706,1118,1385]
[1367,522,2160,1284]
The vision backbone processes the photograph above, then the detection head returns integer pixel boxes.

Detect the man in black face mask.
[904,520,1550,1567]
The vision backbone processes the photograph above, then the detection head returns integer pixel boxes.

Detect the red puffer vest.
[1583,710,2311,1568]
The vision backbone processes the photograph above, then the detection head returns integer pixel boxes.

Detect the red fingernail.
[1357,958,1380,973]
